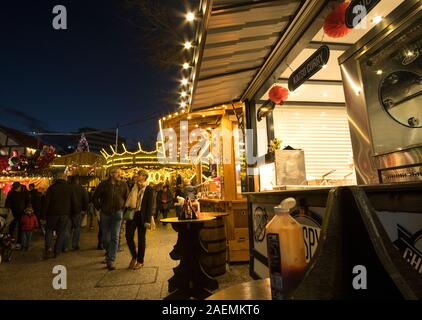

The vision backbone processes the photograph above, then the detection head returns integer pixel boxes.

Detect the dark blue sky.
[0,0,185,149]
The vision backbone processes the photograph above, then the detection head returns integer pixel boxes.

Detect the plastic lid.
[274,197,297,214]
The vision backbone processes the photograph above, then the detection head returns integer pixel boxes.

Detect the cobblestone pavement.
[0,219,251,300]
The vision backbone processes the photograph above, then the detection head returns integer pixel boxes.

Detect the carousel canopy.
[101,143,192,170]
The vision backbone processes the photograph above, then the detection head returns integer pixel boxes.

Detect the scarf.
[125,182,148,209]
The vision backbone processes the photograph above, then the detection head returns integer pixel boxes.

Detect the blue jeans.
[45,215,70,257]
[63,220,72,251]
[100,210,123,266]
[21,231,33,249]
[71,214,82,249]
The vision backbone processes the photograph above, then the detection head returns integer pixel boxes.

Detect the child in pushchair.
[0,212,15,263]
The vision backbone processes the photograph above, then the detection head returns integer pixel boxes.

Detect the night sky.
[0,0,188,150]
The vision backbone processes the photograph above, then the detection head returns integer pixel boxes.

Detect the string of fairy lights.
[180,10,197,112]
[155,7,205,160]
[160,8,202,122]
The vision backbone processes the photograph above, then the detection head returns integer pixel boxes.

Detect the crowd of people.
[3,169,199,271]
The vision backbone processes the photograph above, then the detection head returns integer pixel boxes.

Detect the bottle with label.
[191,199,200,216]
[180,198,188,220]
[186,197,193,219]
[266,197,307,299]
[189,199,198,220]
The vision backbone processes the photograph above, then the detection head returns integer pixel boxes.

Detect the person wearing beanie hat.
[20,206,39,251]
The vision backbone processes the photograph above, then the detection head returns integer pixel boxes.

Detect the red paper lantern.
[269,85,289,104]
[323,2,351,39]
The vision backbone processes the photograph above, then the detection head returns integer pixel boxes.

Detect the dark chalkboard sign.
[288,45,330,92]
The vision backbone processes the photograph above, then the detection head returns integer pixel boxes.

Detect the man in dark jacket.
[125,170,153,270]
[69,176,89,250]
[93,168,128,270]
[42,173,76,259]
[5,182,30,245]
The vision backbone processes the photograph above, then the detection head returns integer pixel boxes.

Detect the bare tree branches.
[123,0,187,70]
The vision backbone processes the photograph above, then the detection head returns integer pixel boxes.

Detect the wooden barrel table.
[200,212,229,277]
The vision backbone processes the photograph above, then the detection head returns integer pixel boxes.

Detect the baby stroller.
[0,214,14,264]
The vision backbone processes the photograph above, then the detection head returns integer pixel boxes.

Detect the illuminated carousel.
[100,142,204,186]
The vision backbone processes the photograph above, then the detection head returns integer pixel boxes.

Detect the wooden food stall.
[50,151,106,190]
[159,105,249,269]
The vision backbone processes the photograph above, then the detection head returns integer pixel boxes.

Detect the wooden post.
[221,114,236,201]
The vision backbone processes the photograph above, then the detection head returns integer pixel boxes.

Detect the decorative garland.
[0,146,56,174]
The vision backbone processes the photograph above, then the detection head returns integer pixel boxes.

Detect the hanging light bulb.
[372,16,383,24]
[181,78,188,86]
[181,91,187,97]
[183,62,190,70]
[184,41,192,49]
[186,12,195,22]
[181,101,187,108]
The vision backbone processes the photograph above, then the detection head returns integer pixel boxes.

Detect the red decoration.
[323,2,351,39]
[0,156,8,173]
[36,146,56,169]
[2,183,12,196]
[269,85,289,104]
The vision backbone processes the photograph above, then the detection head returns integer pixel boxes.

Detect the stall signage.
[394,225,422,275]
[294,213,323,263]
[288,45,330,91]
[345,0,381,29]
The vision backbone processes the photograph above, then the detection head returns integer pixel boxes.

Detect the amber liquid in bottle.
[266,198,307,299]
[180,198,188,220]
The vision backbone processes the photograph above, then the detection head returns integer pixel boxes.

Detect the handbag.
[123,208,136,221]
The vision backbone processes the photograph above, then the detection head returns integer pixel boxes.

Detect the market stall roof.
[51,152,106,167]
[0,126,41,149]
[189,0,406,111]
[161,105,231,132]
[190,0,305,111]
